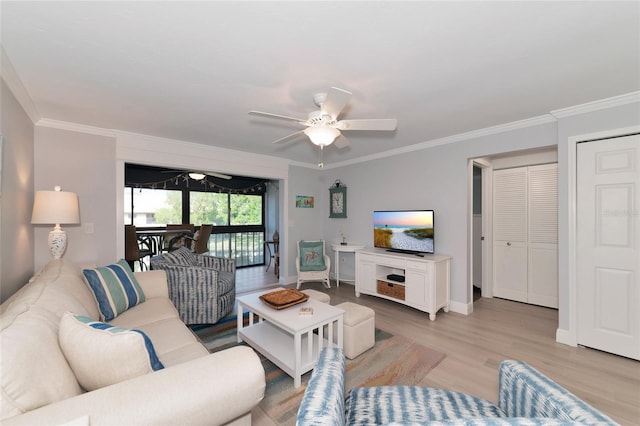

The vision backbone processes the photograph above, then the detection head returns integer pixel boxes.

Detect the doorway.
[469,147,558,308]
[468,158,493,307]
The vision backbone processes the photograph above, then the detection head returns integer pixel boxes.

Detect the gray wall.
[0,80,35,303]
[322,122,557,306]
[33,127,117,271]
[284,165,325,278]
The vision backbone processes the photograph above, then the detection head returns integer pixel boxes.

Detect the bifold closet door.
[493,168,528,303]
[493,164,558,308]
[528,164,558,308]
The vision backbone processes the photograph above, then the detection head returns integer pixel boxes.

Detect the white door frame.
[564,125,640,346]
[467,158,493,310]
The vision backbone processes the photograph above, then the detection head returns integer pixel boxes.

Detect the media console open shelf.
[355,248,451,321]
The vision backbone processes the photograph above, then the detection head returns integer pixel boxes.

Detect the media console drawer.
[377,280,405,301]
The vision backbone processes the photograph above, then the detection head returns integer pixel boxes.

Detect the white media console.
[355,247,451,321]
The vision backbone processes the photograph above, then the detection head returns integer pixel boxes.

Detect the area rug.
[192,314,446,425]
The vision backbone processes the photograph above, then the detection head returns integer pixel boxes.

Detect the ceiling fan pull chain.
[318,146,324,169]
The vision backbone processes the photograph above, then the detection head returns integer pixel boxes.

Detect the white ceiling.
[2,1,639,166]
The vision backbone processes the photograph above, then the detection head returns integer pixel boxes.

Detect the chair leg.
[323,278,331,289]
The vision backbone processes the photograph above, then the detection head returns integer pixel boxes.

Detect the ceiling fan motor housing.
[313,92,327,107]
[306,110,335,126]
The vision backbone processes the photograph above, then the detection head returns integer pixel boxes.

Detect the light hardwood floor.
[241,273,639,425]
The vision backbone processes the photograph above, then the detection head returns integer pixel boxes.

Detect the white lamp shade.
[304,126,341,146]
[31,189,80,225]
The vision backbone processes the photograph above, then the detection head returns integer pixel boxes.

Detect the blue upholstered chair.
[150,247,235,325]
[297,347,618,425]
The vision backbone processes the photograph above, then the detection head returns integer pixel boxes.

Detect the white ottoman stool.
[334,302,375,359]
[301,289,330,304]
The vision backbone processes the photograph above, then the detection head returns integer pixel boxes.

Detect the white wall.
[0,80,35,302]
[33,127,117,271]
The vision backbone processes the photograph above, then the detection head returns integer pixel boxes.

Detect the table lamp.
[31,186,80,259]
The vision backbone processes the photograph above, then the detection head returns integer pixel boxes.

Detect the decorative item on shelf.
[31,186,80,259]
[340,231,347,245]
[329,180,347,219]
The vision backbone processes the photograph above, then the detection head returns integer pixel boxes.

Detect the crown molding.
[1,46,41,124]
[33,90,639,172]
[550,91,640,118]
[324,114,557,169]
[35,118,117,137]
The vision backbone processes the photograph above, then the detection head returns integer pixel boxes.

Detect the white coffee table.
[237,288,344,388]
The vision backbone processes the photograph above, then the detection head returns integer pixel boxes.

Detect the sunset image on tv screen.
[373,210,434,253]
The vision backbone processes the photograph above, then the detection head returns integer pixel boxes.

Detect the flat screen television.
[373,210,434,255]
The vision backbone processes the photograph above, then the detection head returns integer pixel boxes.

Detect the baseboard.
[449,300,472,316]
[555,328,577,347]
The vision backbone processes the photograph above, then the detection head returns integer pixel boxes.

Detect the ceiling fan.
[249,87,397,166]
[161,170,232,180]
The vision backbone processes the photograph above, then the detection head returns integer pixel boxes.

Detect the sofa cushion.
[1,306,83,420]
[299,241,326,271]
[59,313,164,391]
[82,260,146,322]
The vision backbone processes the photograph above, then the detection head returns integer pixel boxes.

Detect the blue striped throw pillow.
[59,313,164,391]
[82,259,146,322]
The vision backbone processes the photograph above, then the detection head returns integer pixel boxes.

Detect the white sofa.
[0,259,265,425]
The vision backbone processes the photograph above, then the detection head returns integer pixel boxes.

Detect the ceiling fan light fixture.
[188,172,206,180]
[304,126,340,147]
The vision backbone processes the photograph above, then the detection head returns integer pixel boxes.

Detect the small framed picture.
[329,186,347,218]
[296,195,314,208]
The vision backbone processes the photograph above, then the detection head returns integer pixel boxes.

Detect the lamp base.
[48,226,67,259]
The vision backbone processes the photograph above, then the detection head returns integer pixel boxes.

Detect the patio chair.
[124,225,154,270]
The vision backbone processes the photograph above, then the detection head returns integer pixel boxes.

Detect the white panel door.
[577,134,640,360]
[528,164,558,308]
[493,168,528,302]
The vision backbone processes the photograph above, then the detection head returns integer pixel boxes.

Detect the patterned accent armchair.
[297,347,618,425]
[296,240,331,289]
[150,247,236,325]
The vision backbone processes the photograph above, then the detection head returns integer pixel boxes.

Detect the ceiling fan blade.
[321,87,352,120]
[249,110,307,123]
[272,130,306,144]
[333,134,350,149]
[204,171,232,180]
[336,118,398,131]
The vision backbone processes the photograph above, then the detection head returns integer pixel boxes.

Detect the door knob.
[507,242,511,246]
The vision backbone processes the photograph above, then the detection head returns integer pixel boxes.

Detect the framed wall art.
[329,185,347,218]
[296,195,314,208]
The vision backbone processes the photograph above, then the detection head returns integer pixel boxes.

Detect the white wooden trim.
[31,92,639,171]
[551,92,640,118]
[467,159,475,311]
[1,47,40,124]
[448,300,471,315]
[565,125,640,347]
[481,164,494,299]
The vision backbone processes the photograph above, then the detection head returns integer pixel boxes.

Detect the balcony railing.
[207,231,265,268]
